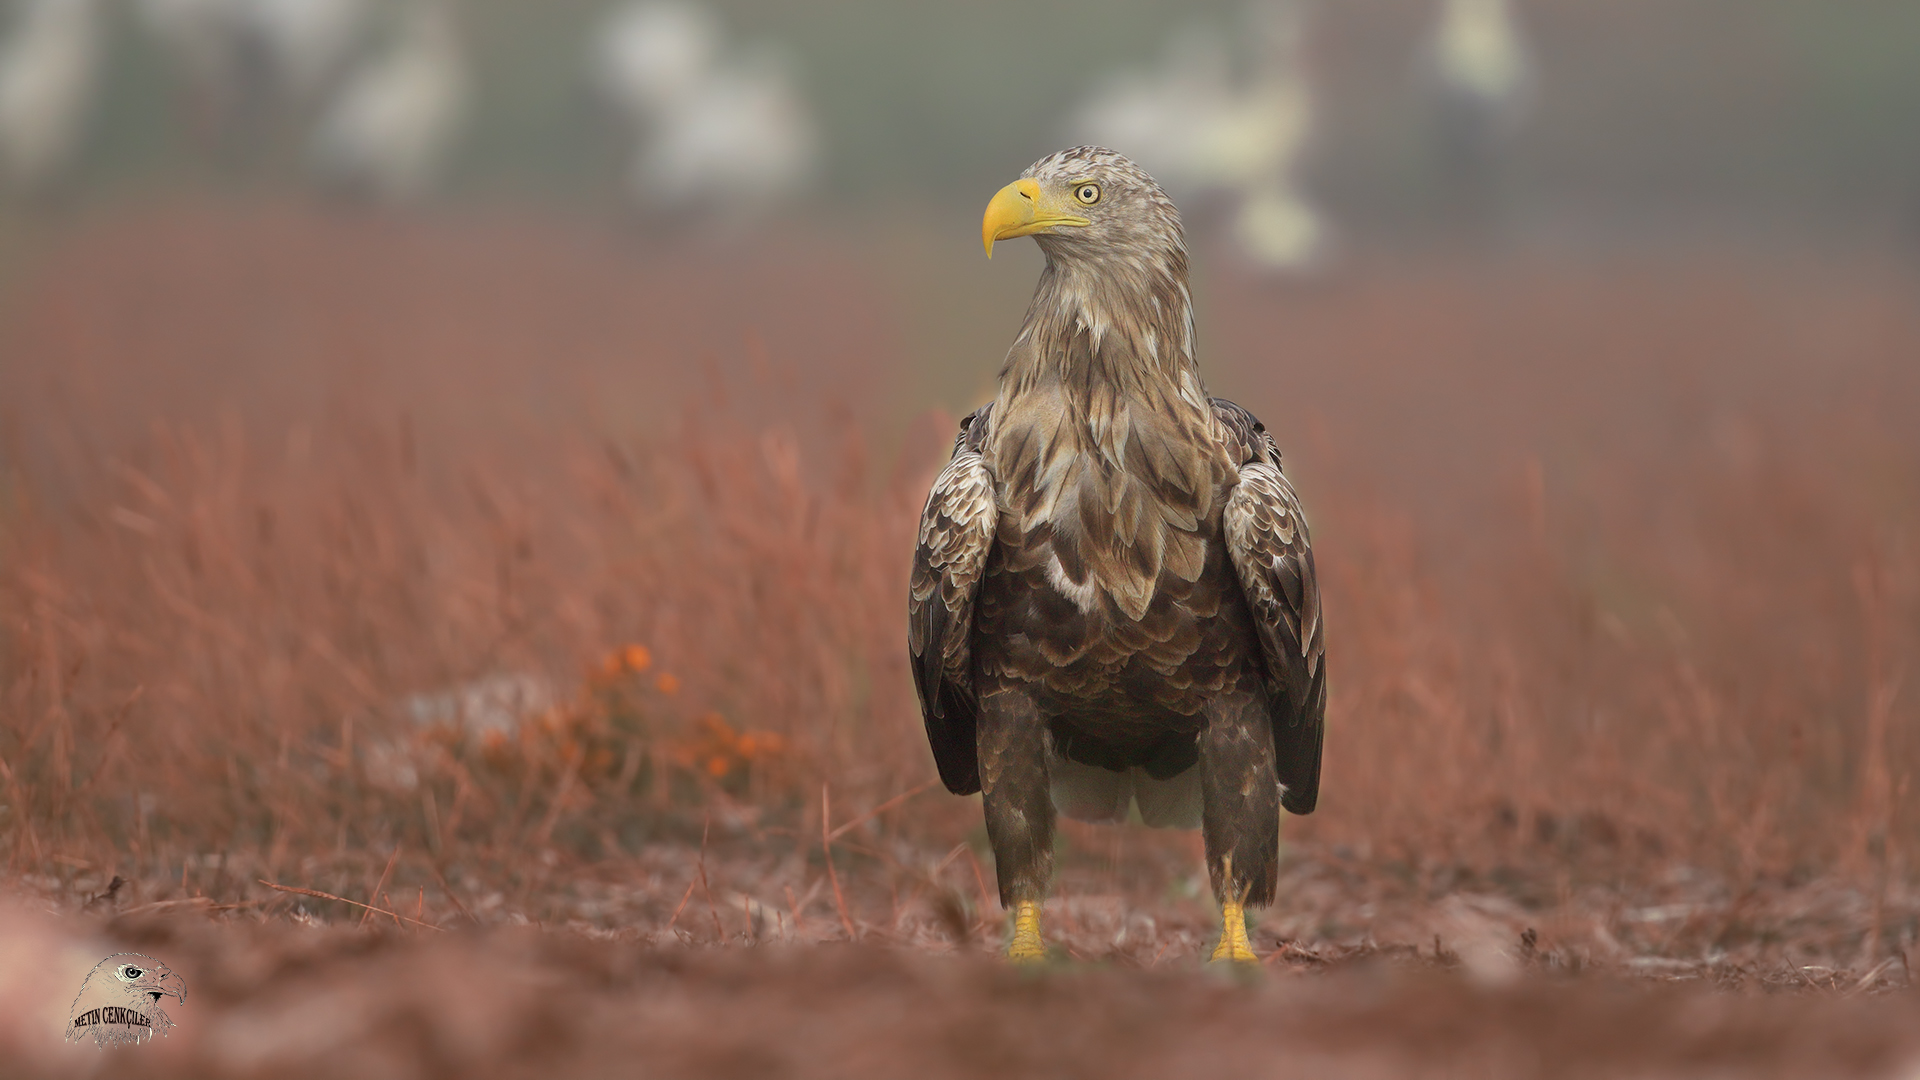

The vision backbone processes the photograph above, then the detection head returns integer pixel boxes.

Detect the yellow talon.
[1209,896,1259,963]
[1209,856,1259,964]
[1006,899,1047,962]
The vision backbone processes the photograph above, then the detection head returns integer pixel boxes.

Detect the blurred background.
[0,0,1918,972]
[0,0,1917,408]
[0,1,1911,228]
[0,0,1917,229]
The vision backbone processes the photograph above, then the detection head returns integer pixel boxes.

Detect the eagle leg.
[1209,856,1258,964]
[1007,899,1047,962]
[1199,690,1281,961]
[977,684,1056,959]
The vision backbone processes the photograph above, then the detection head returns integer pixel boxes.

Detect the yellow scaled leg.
[1006,899,1047,962]
[1209,856,1259,964]
[1209,896,1258,963]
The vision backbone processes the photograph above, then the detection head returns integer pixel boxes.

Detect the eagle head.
[65,952,186,1047]
[982,146,1183,266]
[101,954,186,1010]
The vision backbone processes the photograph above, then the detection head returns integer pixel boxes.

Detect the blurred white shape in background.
[243,0,369,100]
[0,0,101,188]
[1071,0,1324,271]
[595,0,719,119]
[636,45,815,213]
[1422,0,1533,173]
[1226,1,1322,269]
[1429,0,1530,114]
[1073,27,1235,196]
[363,672,560,793]
[404,672,558,738]
[592,0,819,222]
[309,0,466,201]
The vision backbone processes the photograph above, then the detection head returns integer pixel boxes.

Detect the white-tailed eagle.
[909,146,1325,962]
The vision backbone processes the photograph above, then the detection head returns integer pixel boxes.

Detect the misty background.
[0,1,1914,234]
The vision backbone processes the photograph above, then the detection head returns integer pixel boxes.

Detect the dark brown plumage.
[909,147,1325,960]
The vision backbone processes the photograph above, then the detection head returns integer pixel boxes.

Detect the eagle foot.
[1208,897,1258,964]
[1209,857,1259,964]
[1006,899,1047,962]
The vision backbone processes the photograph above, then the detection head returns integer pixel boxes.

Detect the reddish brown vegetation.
[1,205,1917,994]
[1206,256,1920,882]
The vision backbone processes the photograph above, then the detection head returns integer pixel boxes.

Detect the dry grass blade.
[826,779,937,844]
[822,785,857,941]
[359,847,402,930]
[258,880,443,931]
[664,877,700,935]
[427,862,480,926]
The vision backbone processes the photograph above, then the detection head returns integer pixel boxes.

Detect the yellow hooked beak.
[982,178,1090,257]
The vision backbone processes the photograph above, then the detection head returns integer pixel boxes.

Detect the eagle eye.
[118,966,142,980]
[1073,182,1101,206]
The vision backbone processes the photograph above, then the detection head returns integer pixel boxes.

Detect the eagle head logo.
[64,953,186,1048]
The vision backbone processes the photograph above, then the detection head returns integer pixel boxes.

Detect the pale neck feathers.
[987,248,1234,621]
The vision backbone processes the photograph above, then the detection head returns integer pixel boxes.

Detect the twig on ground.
[698,813,723,942]
[964,847,995,937]
[822,785,857,941]
[826,780,937,843]
[360,847,401,929]
[665,876,700,934]
[257,879,442,930]
[428,861,481,926]
[530,751,583,851]
[784,884,805,937]
[932,842,969,879]
[1845,957,1897,997]
[784,877,826,936]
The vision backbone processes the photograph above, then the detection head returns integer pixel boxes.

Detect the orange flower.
[591,643,656,685]
[661,711,785,783]
[655,673,681,696]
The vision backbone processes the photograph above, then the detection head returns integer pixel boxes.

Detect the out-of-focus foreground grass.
[0,205,1916,931]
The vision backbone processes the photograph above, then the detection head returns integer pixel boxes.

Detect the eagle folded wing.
[1217,400,1327,814]
[908,438,996,795]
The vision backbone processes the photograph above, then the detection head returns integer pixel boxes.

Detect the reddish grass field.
[2,203,1918,1076]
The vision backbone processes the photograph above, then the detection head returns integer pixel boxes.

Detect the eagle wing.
[1214,398,1326,815]
[908,406,996,794]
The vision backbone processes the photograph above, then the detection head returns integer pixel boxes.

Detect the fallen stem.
[826,779,937,844]
[359,846,401,930]
[665,876,699,934]
[822,785,857,941]
[257,879,442,930]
